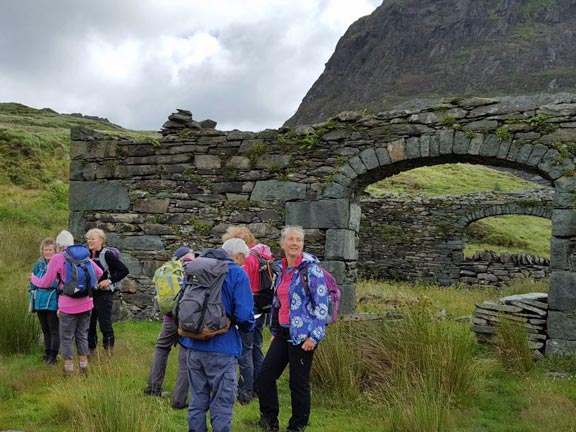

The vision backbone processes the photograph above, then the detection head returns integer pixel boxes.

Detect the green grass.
[366,163,542,197]
[0,102,159,190]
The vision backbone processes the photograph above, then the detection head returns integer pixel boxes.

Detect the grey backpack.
[174,257,231,340]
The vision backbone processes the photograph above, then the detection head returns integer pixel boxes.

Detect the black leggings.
[36,310,60,358]
[88,292,115,350]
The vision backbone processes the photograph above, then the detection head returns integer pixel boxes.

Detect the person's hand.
[97,279,112,290]
[29,273,33,281]
[302,337,316,351]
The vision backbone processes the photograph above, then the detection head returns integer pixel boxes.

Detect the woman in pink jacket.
[30,230,103,376]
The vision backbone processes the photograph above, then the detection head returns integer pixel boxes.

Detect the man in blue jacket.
[180,238,254,432]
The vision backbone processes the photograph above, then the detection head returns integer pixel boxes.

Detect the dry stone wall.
[358,189,552,284]
[69,93,576,355]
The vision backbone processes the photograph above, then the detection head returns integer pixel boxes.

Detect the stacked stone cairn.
[472,293,548,354]
[160,109,217,136]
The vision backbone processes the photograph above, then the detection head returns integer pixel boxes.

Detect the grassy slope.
[366,163,551,257]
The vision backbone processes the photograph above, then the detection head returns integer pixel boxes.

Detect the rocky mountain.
[285,0,576,127]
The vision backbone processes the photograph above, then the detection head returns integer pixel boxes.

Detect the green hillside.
[0,103,160,280]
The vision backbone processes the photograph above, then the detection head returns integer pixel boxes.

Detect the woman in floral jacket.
[256,225,328,432]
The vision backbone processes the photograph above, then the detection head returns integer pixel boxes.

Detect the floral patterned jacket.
[270,252,328,345]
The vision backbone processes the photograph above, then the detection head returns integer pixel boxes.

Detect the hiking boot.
[256,418,279,432]
[171,403,188,410]
[80,367,89,377]
[44,357,58,367]
[143,387,170,397]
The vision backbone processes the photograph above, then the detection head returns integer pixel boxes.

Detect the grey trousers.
[146,317,190,406]
[59,311,90,360]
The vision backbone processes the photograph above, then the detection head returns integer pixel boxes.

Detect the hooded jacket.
[243,243,273,294]
[29,257,59,311]
[270,252,328,345]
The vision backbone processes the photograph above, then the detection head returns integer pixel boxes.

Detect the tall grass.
[49,360,168,432]
[493,317,534,373]
[313,304,477,431]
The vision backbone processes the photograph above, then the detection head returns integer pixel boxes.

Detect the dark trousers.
[88,292,114,350]
[37,310,60,358]
[256,327,314,431]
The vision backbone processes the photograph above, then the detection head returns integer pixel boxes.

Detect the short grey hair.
[55,230,74,249]
[280,225,305,242]
[221,238,250,258]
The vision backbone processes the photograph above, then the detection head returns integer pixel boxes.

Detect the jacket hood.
[199,247,230,261]
[251,243,273,259]
[299,252,320,267]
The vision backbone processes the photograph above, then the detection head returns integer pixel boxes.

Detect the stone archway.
[357,188,553,283]
[69,94,576,354]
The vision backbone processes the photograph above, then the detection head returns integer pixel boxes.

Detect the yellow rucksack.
[153,259,185,315]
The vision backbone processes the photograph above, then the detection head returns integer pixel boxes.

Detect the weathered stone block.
[419,135,431,157]
[387,139,405,162]
[405,137,421,159]
[322,260,346,284]
[526,144,549,167]
[325,229,356,260]
[549,271,576,310]
[321,182,351,200]
[69,181,130,211]
[226,156,250,169]
[516,144,534,164]
[348,155,368,175]
[107,233,165,250]
[338,284,356,315]
[122,253,143,276]
[68,212,87,239]
[256,155,291,170]
[194,155,221,169]
[452,131,470,154]
[467,135,483,155]
[250,180,306,202]
[479,134,500,157]
[547,310,576,339]
[552,209,576,237]
[133,199,170,214]
[550,237,576,271]
[286,199,351,229]
[349,203,361,231]
[358,148,380,170]
[339,163,357,179]
[438,129,454,154]
[375,147,391,165]
[545,339,576,356]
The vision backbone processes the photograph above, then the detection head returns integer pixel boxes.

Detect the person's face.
[231,252,246,266]
[281,230,304,259]
[86,234,104,251]
[42,245,55,261]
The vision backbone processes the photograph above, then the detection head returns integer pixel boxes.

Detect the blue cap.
[173,246,192,260]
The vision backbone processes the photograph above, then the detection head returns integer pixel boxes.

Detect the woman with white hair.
[256,226,328,432]
[31,230,103,376]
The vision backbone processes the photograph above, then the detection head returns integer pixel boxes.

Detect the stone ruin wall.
[358,188,553,285]
[68,93,576,355]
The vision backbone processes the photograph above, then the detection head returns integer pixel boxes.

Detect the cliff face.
[285,0,576,126]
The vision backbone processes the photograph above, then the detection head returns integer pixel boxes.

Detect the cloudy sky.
[0,0,380,132]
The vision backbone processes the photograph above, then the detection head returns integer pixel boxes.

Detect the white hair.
[55,230,74,249]
[280,225,305,242]
[221,238,250,258]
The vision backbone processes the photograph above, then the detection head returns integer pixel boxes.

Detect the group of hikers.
[28,224,333,432]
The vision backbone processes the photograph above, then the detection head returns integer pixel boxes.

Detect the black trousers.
[36,310,60,358]
[88,292,114,350]
[256,327,315,431]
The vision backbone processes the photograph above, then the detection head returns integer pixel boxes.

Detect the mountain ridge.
[285,0,576,126]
